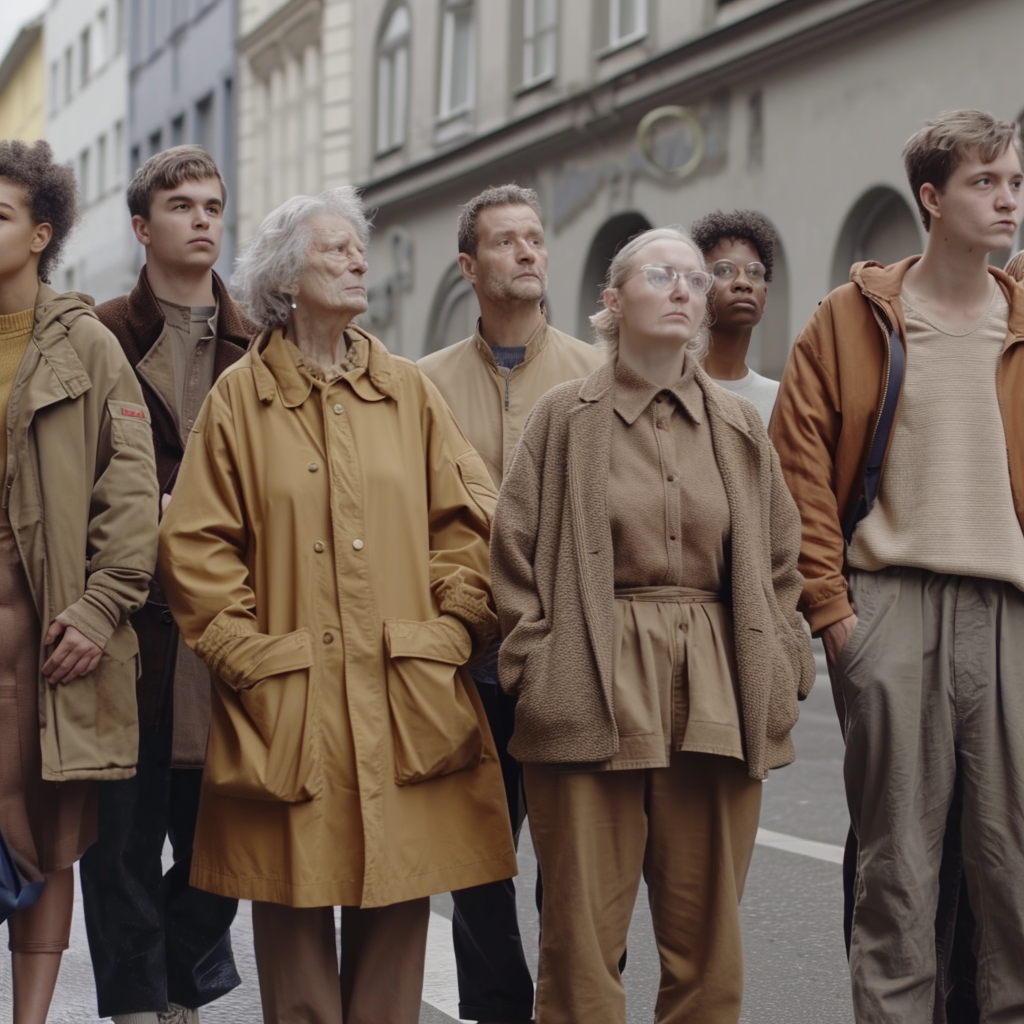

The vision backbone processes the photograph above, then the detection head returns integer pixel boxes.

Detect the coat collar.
[125,265,253,356]
[251,323,400,407]
[29,282,96,402]
[850,256,1024,344]
[472,314,550,369]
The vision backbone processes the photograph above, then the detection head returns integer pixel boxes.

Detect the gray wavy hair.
[589,225,711,362]
[233,186,373,329]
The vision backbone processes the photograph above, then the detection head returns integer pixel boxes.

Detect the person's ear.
[131,213,152,247]
[602,286,621,317]
[919,182,943,225]
[30,221,53,255]
[457,251,476,285]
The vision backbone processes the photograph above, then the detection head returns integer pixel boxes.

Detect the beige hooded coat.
[4,284,158,782]
[158,326,518,908]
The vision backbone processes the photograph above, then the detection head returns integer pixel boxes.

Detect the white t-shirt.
[711,369,779,427]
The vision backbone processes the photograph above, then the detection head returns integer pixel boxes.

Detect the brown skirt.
[0,513,96,877]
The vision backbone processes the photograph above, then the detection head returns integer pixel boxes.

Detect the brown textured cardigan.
[95,267,254,729]
[491,359,815,780]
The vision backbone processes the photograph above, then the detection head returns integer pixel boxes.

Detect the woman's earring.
[289,297,298,310]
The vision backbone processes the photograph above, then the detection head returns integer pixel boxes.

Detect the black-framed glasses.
[710,259,767,284]
[637,263,715,294]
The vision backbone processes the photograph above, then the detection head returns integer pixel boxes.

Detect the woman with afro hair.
[0,140,159,1022]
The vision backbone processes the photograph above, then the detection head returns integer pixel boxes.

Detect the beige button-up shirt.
[418,317,605,487]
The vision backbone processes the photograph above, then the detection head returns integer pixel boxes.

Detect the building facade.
[352,0,1024,370]
[127,0,242,280]
[45,0,134,299]
[0,16,45,142]
[234,0,355,250]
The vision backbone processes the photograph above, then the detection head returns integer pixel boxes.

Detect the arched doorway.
[747,228,791,380]
[577,212,653,341]
[424,262,477,356]
[830,187,922,290]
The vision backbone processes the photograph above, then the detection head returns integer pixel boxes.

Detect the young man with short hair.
[418,184,603,1024]
[79,145,254,1024]
[770,110,1024,1023]
[691,209,779,425]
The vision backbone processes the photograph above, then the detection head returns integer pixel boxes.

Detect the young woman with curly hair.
[0,139,159,1023]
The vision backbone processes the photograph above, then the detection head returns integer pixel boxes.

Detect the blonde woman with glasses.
[491,226,814,1024]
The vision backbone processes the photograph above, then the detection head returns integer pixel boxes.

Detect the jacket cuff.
[59,594,118,649]
[805,590,855,636]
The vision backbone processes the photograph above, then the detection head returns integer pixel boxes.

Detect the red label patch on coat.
[121,407,146,418]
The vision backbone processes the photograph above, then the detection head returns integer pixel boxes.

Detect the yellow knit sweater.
[0,308,34,483]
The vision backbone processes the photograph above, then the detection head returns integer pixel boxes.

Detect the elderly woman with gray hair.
[158,186,517,1024]
[491,225,814,1024]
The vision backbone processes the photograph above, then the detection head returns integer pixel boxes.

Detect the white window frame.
[376,6,411,154]
[438,0,475,121]
[522,0,557,88]
[607,0,647,50]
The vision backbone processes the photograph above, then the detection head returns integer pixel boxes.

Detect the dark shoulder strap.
[841,315,905,544]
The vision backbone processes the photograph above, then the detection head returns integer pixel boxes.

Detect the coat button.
[333,403,344,415]
[322,631,334,644]
[352,538,364,551]
[313,540,325,553]
[666,474,675,482]
[308,462,319,472]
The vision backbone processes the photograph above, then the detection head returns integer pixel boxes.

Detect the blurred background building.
[354,0,1024,370]
[234,0,355,245]
[43,0,133,299]
[127,0,241,280]
[0,15,44,142]
[2,0,1023,340]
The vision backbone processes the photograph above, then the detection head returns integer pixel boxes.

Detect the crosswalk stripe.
[756,827,845,864]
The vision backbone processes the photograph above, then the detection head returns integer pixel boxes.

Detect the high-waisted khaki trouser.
[838,567,1024,1024]
[251,898,429,1024]
[525,588,762,1024]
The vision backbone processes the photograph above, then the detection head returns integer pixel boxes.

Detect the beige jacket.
[158,326,517,907]
[418,317,604,486]
[491,360,816,780]
[4,284,158,781]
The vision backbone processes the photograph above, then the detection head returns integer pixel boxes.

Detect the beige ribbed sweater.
[848,286,1024,588]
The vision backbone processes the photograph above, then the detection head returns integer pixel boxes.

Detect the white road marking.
[756,828,845,865]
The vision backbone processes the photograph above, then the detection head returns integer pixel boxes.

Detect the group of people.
[0,103,1022,1024]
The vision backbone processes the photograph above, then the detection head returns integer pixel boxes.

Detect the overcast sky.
[0,0,48,72]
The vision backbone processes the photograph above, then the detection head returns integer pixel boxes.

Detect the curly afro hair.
[0,140,79,283]
[690,209,777,283]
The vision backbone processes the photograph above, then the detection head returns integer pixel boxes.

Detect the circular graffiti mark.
[636,105,705,180]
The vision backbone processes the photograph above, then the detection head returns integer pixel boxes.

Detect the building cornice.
[239,0,323,59]
[360,0,934,215]
[0,16,43,97]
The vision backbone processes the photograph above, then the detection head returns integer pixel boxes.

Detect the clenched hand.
[43,614,103,684]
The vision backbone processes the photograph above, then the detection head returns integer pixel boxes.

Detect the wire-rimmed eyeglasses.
[637,263,715,294]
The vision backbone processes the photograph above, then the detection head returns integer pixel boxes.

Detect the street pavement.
[1,642,855,1023]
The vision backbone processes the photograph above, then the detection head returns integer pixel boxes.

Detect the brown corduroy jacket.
[95,267,254,729]
[768,258,1024,635]
[491,359,815,780]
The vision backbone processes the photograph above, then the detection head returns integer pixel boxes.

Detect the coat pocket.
[384,616,483,786]
[205,628,321,803]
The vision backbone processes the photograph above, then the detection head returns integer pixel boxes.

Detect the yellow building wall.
[0,36,45,142]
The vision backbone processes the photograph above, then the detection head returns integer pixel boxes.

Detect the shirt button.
[308,462,319,472]
[666,474,675,482]
[313,540,325,553]
[352,538,364,551]
[333,403,344,415]
[322,631,334,644]
[670,534,677,541]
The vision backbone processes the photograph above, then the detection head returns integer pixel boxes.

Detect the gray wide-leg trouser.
[838,567,1024,1024]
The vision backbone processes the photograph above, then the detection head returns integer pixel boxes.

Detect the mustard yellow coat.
[158,327,517,907]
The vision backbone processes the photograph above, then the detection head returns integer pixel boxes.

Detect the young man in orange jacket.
[771,110,1024,1024]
